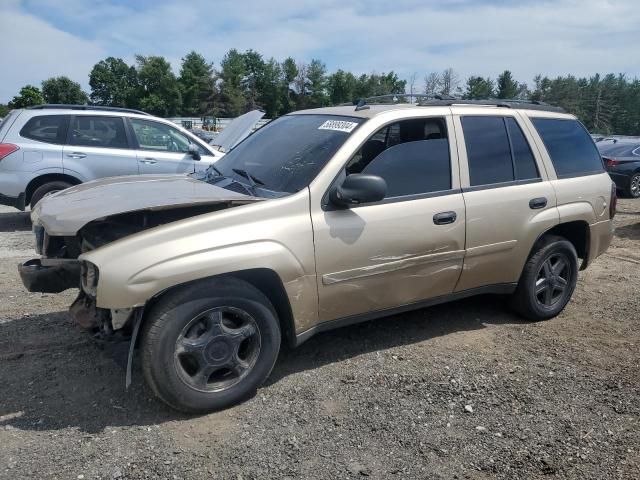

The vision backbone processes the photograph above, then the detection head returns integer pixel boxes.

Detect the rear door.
[453,111,558,291]
[129,118,216,174]
[63,115,139,180]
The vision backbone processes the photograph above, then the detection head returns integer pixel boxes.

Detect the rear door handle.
[433,211,457,225]
[139,158,157,165]
[66,152,86,159]
[529,197,547,209]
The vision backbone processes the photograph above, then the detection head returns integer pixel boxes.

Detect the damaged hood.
[32,174,261,235]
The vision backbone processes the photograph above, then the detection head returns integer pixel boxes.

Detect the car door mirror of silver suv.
[188,144,201,160]
[330,174,387,207]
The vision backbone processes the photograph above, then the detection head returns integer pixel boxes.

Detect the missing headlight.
[80,261,99,297]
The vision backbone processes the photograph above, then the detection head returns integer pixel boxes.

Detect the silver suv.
[0,105,224,210]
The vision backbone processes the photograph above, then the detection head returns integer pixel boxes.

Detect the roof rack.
[347,93,456,111]
[417,98,566,113]
[27,104,150,116]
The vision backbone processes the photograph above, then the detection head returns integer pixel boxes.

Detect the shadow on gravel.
[0,311,187,433]
[0,295,521,433]
[615,222,640,240]
[0,211,31,232]
[268,294,520,385]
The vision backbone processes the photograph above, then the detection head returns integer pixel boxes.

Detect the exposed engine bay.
[20,201,247,335]
[36,202,240,259]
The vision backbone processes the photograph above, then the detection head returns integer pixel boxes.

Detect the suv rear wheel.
[30,181,73,209]
[141,277,281,413]
[511,235,578,321]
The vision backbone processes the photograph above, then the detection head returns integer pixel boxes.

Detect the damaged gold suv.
[20,99,615,412]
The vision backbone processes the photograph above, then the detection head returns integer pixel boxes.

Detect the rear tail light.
[0,143,19,161]
[610,182,617,219]
[603,157,620,167]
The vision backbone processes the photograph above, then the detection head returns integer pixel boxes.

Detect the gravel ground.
[0,200,638,480]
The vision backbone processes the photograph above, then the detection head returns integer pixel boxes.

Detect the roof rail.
[346,93,456,111]
[26,104,150,116]
[417,98,566,113]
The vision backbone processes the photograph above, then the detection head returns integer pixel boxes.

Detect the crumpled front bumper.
[18,259,80,293]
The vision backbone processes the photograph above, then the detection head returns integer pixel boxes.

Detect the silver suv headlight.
[81,261,99,297]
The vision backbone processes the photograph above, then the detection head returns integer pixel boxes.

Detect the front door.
[311,115,466,323]
[129,118,214,174]
[63,115,139,180]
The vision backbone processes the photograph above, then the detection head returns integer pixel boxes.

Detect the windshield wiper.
[205,162,223,177]
[232,168,265,196]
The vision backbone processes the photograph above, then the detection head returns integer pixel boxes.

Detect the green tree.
[0,104,9,117]
[531,74,551,102]
[178,51,215,116]
[242,50,266,110]
[351,72,406,100]
[280,57,298,114]
[41,76,88,104]
[89,57,139,107]
[464,76,495,99]
[258,58,283,118]
[136,55,181,116]
[8,85,45,108]
[217,49,247,116]
[496,70,519,99]
[328,69,357,105]
[305,59,328,108]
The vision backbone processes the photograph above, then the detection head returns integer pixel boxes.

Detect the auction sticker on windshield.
[318,120,359,133]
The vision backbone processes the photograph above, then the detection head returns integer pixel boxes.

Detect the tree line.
[3,49,640,135]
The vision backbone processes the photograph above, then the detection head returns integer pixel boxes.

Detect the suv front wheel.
[30,181,73,209]
[141,277,281,413]
[511,235,578,321]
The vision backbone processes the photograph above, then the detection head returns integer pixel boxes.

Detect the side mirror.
[330,174,387,207]
[188,144,201,160]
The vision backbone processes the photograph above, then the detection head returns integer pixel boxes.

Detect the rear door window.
[69,116,129,149]
[531,118,604,177]
[20,115,70,144]
[462,116,540,187]
[462,116,514,186]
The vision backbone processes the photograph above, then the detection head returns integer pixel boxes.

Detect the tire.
[141,277,281,413]
[510,235,578,321]
[30,181,73,209]
[626,172,640,198]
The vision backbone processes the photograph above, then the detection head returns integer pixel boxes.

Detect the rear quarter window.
[532,118,604,177]
[20,115,70,145]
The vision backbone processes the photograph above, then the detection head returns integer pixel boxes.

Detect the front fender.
[81,190,319,331]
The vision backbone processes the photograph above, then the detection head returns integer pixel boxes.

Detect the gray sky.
[1,0,638,102]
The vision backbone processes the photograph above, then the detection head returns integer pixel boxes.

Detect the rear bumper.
[586,219,614,267]
[19,258,80,293]
[0,191,25,210]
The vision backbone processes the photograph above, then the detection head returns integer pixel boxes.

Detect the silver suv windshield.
[206,114,364,196]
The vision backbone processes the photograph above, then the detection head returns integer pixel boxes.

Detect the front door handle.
[529,197,547,209]
[433,211,457,225]
[139,158,157,165]
[66,152,86,159]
